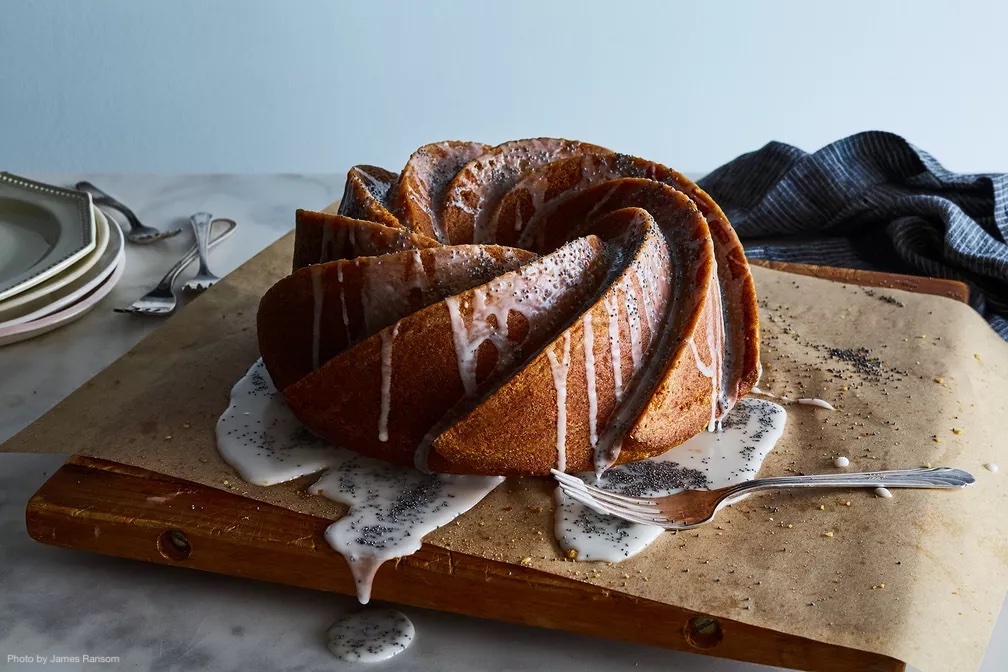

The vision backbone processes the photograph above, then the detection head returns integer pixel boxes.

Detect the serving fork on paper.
[551,467,975,530]
[115,218,238,315]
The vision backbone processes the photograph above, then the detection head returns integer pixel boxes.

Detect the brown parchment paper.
[5,233,1008,672]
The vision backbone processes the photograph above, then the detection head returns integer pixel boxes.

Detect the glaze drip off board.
[217,359,502,604]
[13,234,1007,672]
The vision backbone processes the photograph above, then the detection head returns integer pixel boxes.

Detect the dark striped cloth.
[697,131,1008,340]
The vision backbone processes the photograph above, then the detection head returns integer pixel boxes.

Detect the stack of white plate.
[0,173,126,346]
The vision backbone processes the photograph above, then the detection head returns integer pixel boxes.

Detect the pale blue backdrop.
[1,0,1005,174]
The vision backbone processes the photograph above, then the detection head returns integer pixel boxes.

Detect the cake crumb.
[952,428,963,435]
[823,531,834,538]
[520,557,533,567]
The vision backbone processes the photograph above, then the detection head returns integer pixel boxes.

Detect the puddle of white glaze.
[554,398,787,562]
[216,360,502,603]
[309,461,501,604]
[326,608,414,662]
[216,360,344,485]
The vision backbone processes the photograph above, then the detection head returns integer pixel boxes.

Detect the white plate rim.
[0,204,111,314]
[0,173,96,302]
[0,208,123,328]
[0,239,126,346]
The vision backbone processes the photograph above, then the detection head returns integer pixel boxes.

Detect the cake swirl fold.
[258,138,759,475]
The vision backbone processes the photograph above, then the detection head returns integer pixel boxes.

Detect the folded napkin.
[698,131,1008,339]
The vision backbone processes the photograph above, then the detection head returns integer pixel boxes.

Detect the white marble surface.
[0,175,1005,672]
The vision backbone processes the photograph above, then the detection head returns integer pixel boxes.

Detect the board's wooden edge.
[749,260,970,303]
[26,455,904,672]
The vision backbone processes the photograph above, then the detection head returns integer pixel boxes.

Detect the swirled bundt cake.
[257,139,760,476]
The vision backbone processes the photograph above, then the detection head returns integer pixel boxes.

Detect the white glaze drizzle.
[875,487,893,498]
[591,220,673,475]
[216,360,503,604]
[797,397,836,410]
[688,337,718,431]
[426,238,602,471]
[707,259,727,429]
[512,167,552,233]
[378,322,400,442]
[545,331,572,471]
[407,249,426,297]
[750,387,836,410]
[337,265,351,343]
[686,255,728,433]
[582,312,599,447]
[442,240,594,399]
[636,265,658,329]
[624,280,643,374]
[355,167,393,202]
[400,146,447,243]
[444,294,483,397]
[311,265,324,370]
[603,295,624,402]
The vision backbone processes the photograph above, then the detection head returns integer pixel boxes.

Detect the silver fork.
[182,212,220,292]
[115,218,238,315]
[75,181,183,244]
[551,467,975,530]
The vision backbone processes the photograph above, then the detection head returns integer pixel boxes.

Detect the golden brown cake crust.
[292,209,440,271]
[258,138,761,475]
[391,141,492,243]
[258,244,536,393]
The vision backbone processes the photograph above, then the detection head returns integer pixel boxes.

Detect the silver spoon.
[74,181,183,244]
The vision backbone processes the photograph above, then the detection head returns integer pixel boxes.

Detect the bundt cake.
[257,138,760,476]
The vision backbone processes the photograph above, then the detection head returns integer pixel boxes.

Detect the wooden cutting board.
[22,257,969,672]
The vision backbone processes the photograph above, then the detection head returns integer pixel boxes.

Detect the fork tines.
[550,469,669,525]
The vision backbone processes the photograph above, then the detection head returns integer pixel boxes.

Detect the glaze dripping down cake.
[257,139,760,476]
